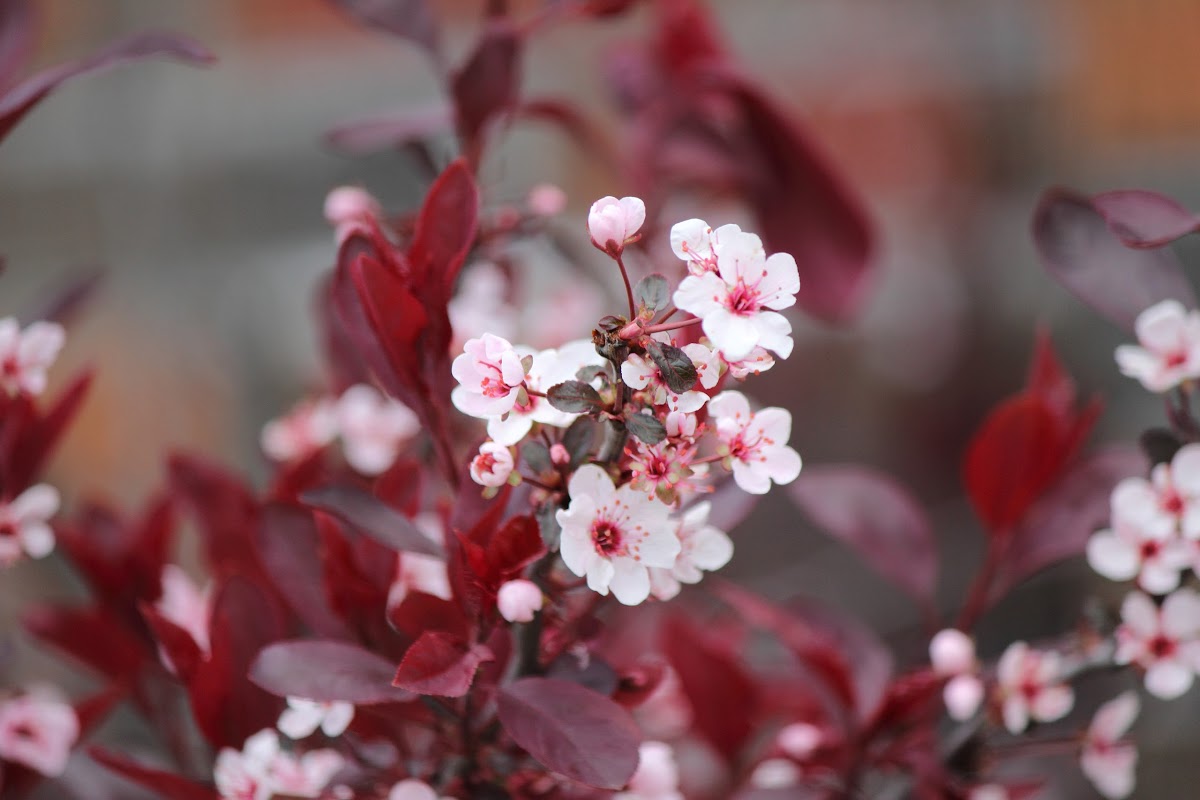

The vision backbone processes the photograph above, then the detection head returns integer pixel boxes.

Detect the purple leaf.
[89,748,220,800]
[392,631,492,697]
[255,503,348,638]
[992,446,1146,598]
[451,21,521,160]
[1092,189,1200,248]
[788,465,937,611]
[497,677,641,790]
[325,106,451,155]
[302,485,444,557]
[328,0,440,55]
[1032,188,1196,331]
[0,31,215,145]
[250,639,413,704]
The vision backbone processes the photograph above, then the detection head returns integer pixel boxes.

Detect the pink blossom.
[943,674,985,721]
[156,564,212,656]
[0,318,66,397]
[497,579,543,623]
[587,196,645,254]
[722,346,776,380]
[0,691,79,776]
[648,501,733,601]
[614,741,684,800]
[324,186,381,242]
[214,729,278,800]
[708,391,802,495]
[267,747,344,798]
[929,629,984,720]
[1081,691,1139,800]
[527,183,567,217]
[672,229,798,360]
[389,780,453,800]
[1115,589,1200,699]
[448,262,518,353]
[995,642,1074,733]
[0,484,60,567]
[470,441,515,487]
[261,398,337,464]
[556,465,679,605]
[336,384,419,476]
[776,722,822,760]
[550,443,570,465]
[277,697,355,739]
[1115,300,1200,393]
[451,334,528,419]
[628,439,700,504]
[486,340,605,446]
[1087,477,1189,594]
[622,342,719,412]
[669,219,749,276]
[749,758,801,789]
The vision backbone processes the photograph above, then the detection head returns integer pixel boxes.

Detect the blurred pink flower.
[0,318,65,397]
[0,691,78,776]
[0,484,59,567]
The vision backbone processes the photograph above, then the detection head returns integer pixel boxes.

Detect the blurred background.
[2,0,1199,796]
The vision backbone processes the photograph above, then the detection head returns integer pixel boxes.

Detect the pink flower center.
[1150,634,1177,659]
[0,520,15,539]
[1166,350,1189,369]
[11,722,37,741]
[1018,678,1043,702]
[592,519,625,556]
[1162,490,1185,515]
[726,282,761,316]
[475,453,498,474]
[1140,539,1162,560]
[479,363,512,398]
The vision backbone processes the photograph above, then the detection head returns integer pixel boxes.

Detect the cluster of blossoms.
[450,197,802,606]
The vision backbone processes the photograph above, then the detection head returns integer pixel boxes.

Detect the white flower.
[0,484,60,567]
[614,741,684,800]
[156,564,212,657]
[621,342,719,412]
[470,441,514,487]
[389,780,454,800]
[1087,478,1190,594]
[261,398,337,463]
[929,629,985,720]
[648,501,733,601]
[1081,691,1139,800]
[267,747,344,798]
[497,579,543,623]
[995,642,1074,734]
[486,340,605,446]
[556,465,678,605]
[749,758,801,789]
[0,318,65,396]
[214,729,279,800]
[672,229,798,360]
[776,722,822,760]
[336,384,419,475]
[669,220,749,276]
[277,697,355,740]
[1116,300,1200,393]
[723,346,776,380]
[1115,589,1200,699]
[0,691,79,777]
[708,391,802,495]
[588,196,645,254]
[324,186,380,228]
[451,334,527,419]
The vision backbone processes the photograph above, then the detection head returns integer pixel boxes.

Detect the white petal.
[685,525,733,572]
[703,309,759,361]
[1120,592,1160,638]
[1090,691,1140,741]
[1082,743,1137,800]
[672,273,725,318]
[618,196,646,238]
[751,311,794,359]
[19,522,55,559]
[11,484,60,523]
[707,390,752,422]
[567,465,616,505]
[321,703,355,737]
[1138,560,1182,595]
[1115,346,1170,392]
[764,445,803,486]
[731,460,772,495]
[757,253,800,310]
[670,218,712,262]
[1161,588,1200,638]
[1172,444,1200,497]
[585,556,615,595]
[1135,299,1188,352]
[1145,659,1194,699]
[487,412,535,447]
[278,705,324,739]
[1031,685,1073,723]
[1002,696,1030,734]
[1087,530,1141,582]
[607,560,651,605]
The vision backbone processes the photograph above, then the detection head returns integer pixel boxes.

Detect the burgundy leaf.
[0,31,215,145]
[1032,188,1196,331]
[407,157,480,303]
[387,591,469,641]
[255,503,348,638]
[302,485,443,557]
[141,603,204,683]
[1092,189,1200,248]
[788,465,937,611]
[325,106,451,155]
[661,614,758,759]
[0,370,92,495]
[993,446,1147,598]
[393,631,492,697]
[497,677,641,790]
[451,21,521,161]
[328,0,440,54]
[23,605,148,683]
[251,639,413,704]
[169,454,268,585]
[484,514,545,582]
[89,747,220,800]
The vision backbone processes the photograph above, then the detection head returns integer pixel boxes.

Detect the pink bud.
[930,628,975,675]
[324,186,380,227]
[944,674,984,721]
[528,183,567,217]
[587,195,645,254]
[470,441,515,487]
[777,722,821,759]
[497,579,543,623]
[550,443,571,466]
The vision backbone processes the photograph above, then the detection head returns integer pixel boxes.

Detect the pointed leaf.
[624,413,666,445]
[89,748,220,800]
[1092,189,1200,248]
[407,158,479,300]
[451,22,521,157]
[302,485,444,557]
[497,677,640,790]
[251,639,413,704]
[393,631,492,697]
[788,465,937,610]
[644,340,697,394]
[547,380,602,414]
[634,273,670,314]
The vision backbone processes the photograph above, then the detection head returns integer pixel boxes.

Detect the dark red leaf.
[251,639,413,704]
[993,446,1147,598]
[0,31,215,144]
[23,605,148,682]
[89,747,219,800]
[328,0,440,54]
[141,603,204,683]
[661,614,758,759]
[407,157,480,302]
[0,370,92,495]
[168,454,264,580]
[497,677,641,790]
[302,485,443,557]
[387,591,468,641]
[1032,187,1196,331]
[255,503,348,638]
[393,631,492,697]
[788,465,937,611]
[1092,189,1200,248]
[963,394,1066,532]
[451,23,521,161]
[485,515,545,582]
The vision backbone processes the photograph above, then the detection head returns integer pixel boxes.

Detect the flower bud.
[587,195,645,255]
[549,443,571,466]
[324,186,380,228]
[944,674,984,721]
[528,183,567,217]
[777,722,821,759]
[497,579,543,623]
[930,628,975,676]
[470,441,514,487]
